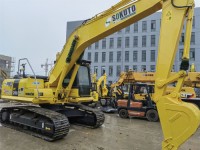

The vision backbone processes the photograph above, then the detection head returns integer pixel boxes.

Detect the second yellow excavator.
[112,70,198,99]
[91,73,109,101]
[91,73,117,112]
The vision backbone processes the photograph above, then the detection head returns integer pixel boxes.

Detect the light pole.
[41,59,53,76]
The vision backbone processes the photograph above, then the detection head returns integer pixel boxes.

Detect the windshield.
[77,66,90,86]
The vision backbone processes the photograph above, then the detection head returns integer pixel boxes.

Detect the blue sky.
[0,0,199,75]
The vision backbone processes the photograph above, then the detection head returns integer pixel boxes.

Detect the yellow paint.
[45,127,51,131]
[91,73,109,101]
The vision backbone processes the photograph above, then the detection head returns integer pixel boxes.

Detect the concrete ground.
[0,113,200,150]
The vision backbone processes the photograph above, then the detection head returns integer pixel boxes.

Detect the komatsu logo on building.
[105,5,136,27]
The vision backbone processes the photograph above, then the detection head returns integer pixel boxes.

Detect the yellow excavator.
[91,73,117,112]
[91,73,109,101]
[0,0,199,149]
[112,70,198,100]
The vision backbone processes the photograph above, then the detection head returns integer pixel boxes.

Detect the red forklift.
[117,83,159,122]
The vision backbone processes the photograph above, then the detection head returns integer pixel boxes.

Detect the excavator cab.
[62,60,92,97]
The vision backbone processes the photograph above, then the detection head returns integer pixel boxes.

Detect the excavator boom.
[154,0,200,149]
[112,70,200,88]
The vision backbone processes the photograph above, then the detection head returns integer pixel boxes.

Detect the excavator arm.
[96,73,108,97]
[112,70,200,89]
[0,68,8,79]
[111,72,127,88]
[91,73,108,100]
[91,73,97,84]
[154,1,200,149]
[46,0,199,149]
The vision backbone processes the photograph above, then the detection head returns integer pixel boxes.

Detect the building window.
[94,66,98,75]
[117,37,122,48]
[151,35,156,47]
[101,66,106,75]
[180,33,184,45]
[141,65,146,72]
[151,20,156,32]
[125,37,130,48]
[4,60,10,69]
[94,52,98,62]
[193,16,195,28]
[95,42,99,49]
[87,52,91,61]
[142,36,146,47]
[109,38,114,48]
[102,52,106,62]
[118,30,122,34]
[172,65,175,72]
[109,52,113,62]
[133,36,138,47]
[179,49,183,61]
[125,26,130,33]
[125,51,129,62]
[190,48,195,61]
[124,65,129,72]
[102,38,106,49]
[134,22,138,33]
[150,65,155,72]
[133,51,138,62]
[191,32,195,45]
[116,65,121,76]
[150,50,155,62]
[109,66,113,76]
[88,45,91,50]
[117,51,121,62]
[133,65,137,71]
[142,21,147,32]
[142,50,146,62]
[179,49,195,61]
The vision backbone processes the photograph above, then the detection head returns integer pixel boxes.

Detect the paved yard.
[0,113,199,150]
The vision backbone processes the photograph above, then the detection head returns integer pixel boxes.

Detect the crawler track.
[71,104,105,128]
[0,102,70,141]
[41,103,105,129]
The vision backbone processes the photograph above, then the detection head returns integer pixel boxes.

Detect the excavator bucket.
[157,97,200,150]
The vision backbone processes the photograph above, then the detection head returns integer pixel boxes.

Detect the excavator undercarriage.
[0,101,104,141]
